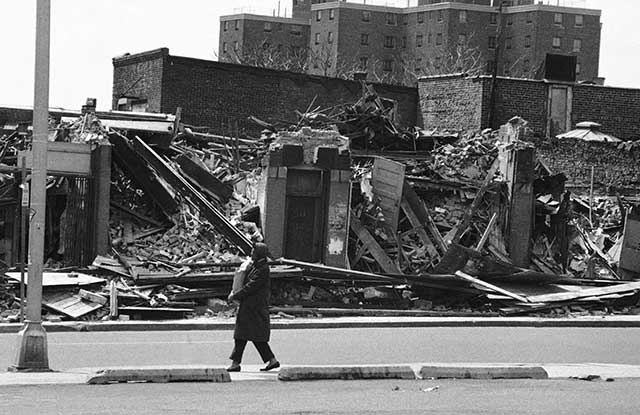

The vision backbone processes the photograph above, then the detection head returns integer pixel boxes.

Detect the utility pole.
[487,1,505,129]
[10,0,51,372]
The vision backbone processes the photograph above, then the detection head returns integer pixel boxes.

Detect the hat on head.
[252,242,270,260]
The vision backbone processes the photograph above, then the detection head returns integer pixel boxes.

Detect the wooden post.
[589,165,595,227]
[109,281,118,320]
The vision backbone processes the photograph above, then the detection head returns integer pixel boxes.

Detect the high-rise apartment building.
[219,1,601,84]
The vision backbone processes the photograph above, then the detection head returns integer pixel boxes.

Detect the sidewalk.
[2,315,640,334]
[1,363,639,386]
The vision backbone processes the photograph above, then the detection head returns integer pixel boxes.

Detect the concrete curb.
[85,366,230,384]
[419,364,548,379]
[278,365,417,381]
[2,316,640,334]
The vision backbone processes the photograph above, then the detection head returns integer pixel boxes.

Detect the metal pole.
[10,0,51,372]
[19,157,28,324]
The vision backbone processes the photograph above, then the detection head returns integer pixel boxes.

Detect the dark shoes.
[260,360,280,372]
[226,364,241,372]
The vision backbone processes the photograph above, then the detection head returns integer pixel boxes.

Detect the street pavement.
[1,378,639,415]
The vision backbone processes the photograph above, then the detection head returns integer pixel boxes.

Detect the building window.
[576,62,581,75]
[434,56,441,68]
[490,13,497,25]
[314,33,320,45]
[488,36,497,49]
[401,14,408,25]
[360,56,368,69]
[222,42,227,53]
[383,60,393,72]
[386,13,397,26]
[459,10,467,23]
[504,60,510,75]
[575,14,584,27]
[428,33,432,43]
[402,36,407,48]
[384,35,395,48]
[329,9,335,20]
[526,12,532,24]
[223,21,228,31]
[554,13,563,25]
[525,35,531,48]
[437,10,443,22]
[487,60,495,73]
[415,58,422,72]
[361,33,369,46]
[573,38,581,52]
[436,33,443,45]
[416,34,423,47]
[418,12,424,24]
[277,22,284,31]
[291,25,301,35]
[506,37,512,50]
[328,31,334,43]
[316,10,322,21]
[506,16,513,26]
[362,10,371,22]
[553,37,561,49]
[264,22,272,32]
[458,33,467,45]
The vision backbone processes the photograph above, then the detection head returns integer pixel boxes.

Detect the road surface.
[1,378,638,415]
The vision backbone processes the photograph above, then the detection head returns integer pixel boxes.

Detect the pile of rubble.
[1,86,639,323]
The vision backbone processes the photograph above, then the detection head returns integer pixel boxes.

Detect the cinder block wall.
[112,49,419,136]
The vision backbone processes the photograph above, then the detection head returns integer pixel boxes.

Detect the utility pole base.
[8,321,51,372]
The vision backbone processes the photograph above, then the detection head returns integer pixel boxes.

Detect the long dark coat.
[233,258,271,342]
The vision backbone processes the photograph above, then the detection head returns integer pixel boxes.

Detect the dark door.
[285,196,317,262]
[284,169,326,262]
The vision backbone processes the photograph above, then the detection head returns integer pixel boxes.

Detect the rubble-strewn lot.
[1,85,639,323]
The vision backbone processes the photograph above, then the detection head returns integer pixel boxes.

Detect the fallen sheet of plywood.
[42,290,105,318]
[5,272,105,287]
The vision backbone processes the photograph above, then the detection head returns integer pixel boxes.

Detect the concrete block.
[278,365,417,381]
[86,366,231,384]
[419,364,548,380]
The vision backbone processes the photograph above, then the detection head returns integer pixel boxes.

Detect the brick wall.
[572,84,640,140]
[112,49,418,136]
[112,48,166,111]
[419,75,640,141]
[418,74,484,130]
[538,140,640,193]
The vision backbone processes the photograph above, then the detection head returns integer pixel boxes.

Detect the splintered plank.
[350,213,399,274]
[132,136,252,255]
[454,271,530,303]
[372,157,405,234]
[402,183,447,253]
[526,280,640,303]
[400,198,439,259]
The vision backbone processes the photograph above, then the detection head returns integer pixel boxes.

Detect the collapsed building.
[1,67,640,322]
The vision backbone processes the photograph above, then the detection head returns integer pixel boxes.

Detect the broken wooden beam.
[455,271,530,303]
[131,136,252,255]
[349,213,399,274]
[174,153,233,204]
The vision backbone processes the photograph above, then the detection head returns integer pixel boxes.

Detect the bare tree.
[218,39,309,73]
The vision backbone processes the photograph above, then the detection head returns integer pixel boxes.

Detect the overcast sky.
[1,0,637,111]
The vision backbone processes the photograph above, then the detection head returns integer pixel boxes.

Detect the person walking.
[226,242,280,372]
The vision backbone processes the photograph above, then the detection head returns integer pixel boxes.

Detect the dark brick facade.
[112,49,418,136]
[221,1,602,83]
